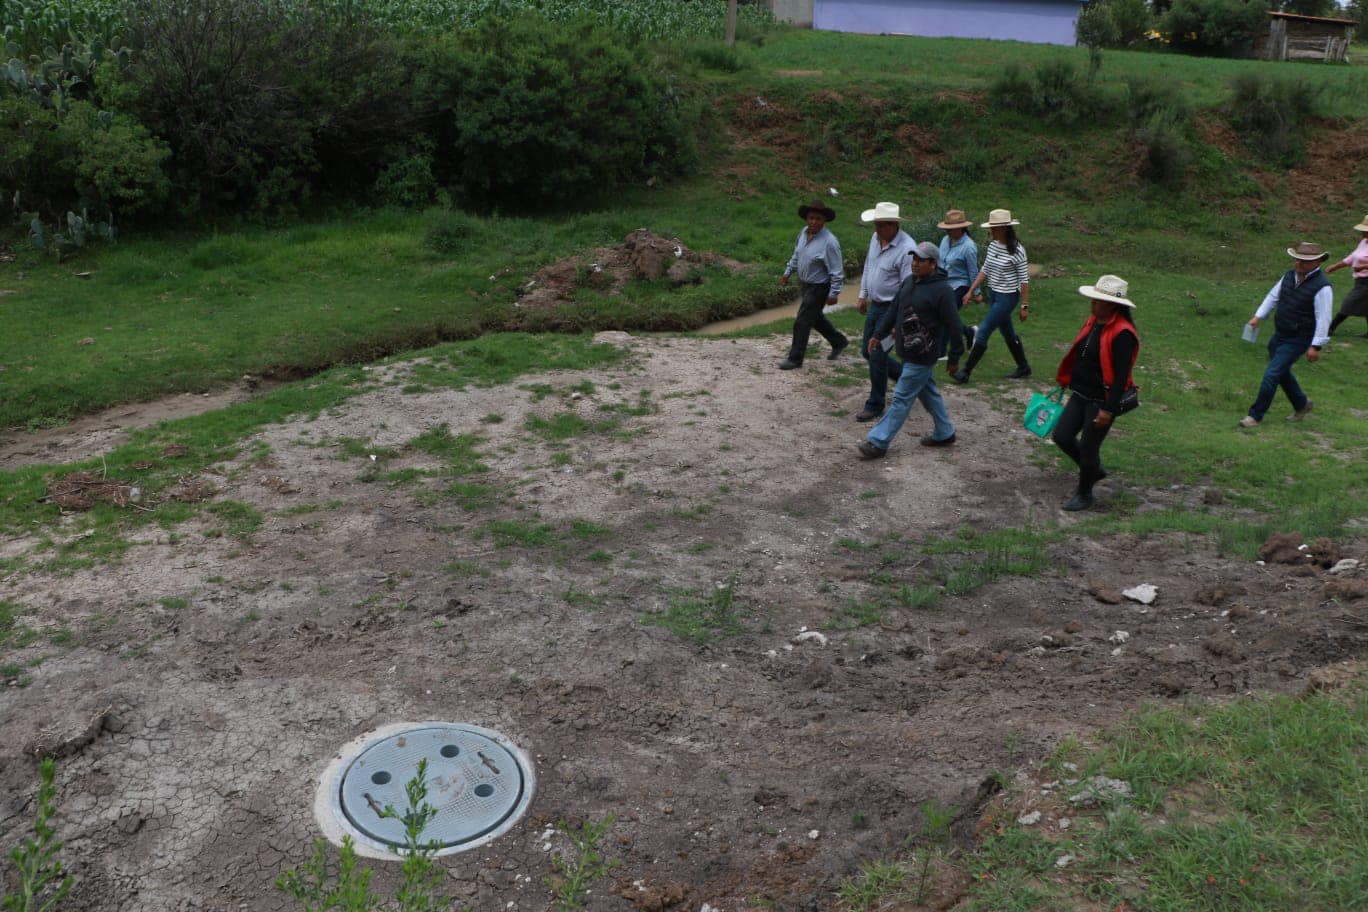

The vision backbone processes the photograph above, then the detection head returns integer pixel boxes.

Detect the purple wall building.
[813,0,1086,46]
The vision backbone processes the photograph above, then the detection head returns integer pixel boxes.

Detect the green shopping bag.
[1023,386,1065,439]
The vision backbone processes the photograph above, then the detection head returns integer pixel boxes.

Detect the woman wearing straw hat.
[1052,275,1140,512]
[778,199,849,370]
[937,209,979,356]
[952,208,1031,384]
[1324,213,1368,337]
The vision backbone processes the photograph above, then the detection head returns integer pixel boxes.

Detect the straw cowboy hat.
[981,208,1020,228]
[1353,214,1368,233]
[798,199,836,221]
[1286,241,1329,261]
[1078,274,1135,308]
[860,201,902,223]
[937,209,973,229]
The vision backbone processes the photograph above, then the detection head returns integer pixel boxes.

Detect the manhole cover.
[317,722,534,858]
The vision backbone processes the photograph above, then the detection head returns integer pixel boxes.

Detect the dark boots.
[1004,336,1031,379]
[950,345,986,384]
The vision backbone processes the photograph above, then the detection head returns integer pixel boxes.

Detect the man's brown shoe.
[855,408,882,422]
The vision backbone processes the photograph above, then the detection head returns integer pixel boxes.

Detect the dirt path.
[1,333,1363,911]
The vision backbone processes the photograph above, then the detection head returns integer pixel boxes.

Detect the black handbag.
[1115,385,1140,415]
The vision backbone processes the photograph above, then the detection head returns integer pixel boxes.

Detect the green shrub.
[1137,109,1192,186]
[1162,0,1266,56]
[414,15,700,211]
[0,96,169,222]
[421,207,479,254]
[1076,0,1152,49]
[1124,75,1191,133]
[373,137,441,208]
[1227,71,1325,166]
[991,59,1104,128]
[124,0,412,217]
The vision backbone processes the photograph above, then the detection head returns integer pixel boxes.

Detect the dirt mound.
[517,229,744,314]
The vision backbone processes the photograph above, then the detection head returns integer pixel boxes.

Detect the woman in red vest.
[1052,275,1140,512]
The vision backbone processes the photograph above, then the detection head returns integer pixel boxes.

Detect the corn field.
[2,0,774,54]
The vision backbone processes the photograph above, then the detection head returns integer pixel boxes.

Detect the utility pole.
[726,0,738,47]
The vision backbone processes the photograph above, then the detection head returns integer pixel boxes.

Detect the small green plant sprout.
[378,759,449,912]
[545,814,618,912]
[3,758,74,912]
[910,799,957,905]
[275,836,380,912]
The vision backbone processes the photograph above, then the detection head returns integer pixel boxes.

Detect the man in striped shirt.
[779,200,849,370]
[854,202,915,421]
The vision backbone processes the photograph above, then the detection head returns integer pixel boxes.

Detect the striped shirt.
[784,227,844,297]
[858,229,915,303]
[979,239,1029,294]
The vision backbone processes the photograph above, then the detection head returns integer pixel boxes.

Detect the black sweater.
[873,269,966,366]
[1069,322,1138,413]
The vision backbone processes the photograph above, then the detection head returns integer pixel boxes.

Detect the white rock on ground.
[1329,558,1359,575]
[1122,584,1157,605]
[1068,776,1132,806]
[1017,810,1042,826]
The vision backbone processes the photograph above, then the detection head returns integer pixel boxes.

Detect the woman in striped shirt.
[952,208,1032,384]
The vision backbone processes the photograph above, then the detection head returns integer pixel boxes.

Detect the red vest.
[1055,315,1139,390]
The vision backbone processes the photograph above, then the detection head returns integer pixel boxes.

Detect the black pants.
[1052,392,1112,495]
[788,281,847,363]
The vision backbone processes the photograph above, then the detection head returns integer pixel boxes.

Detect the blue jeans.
[866,361,955,450]
[976,289,1021,348]
[860,302,903,411]
[1248,333,1310,421]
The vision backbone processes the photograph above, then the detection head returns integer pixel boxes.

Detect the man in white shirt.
[1239,242,1333,428]
[853,202,915,421]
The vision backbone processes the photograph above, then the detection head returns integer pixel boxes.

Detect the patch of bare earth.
[0,334,1364,911]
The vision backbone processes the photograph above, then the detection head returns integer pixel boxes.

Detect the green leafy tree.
[1277,0,1337,17]
[1162,0,1268,55]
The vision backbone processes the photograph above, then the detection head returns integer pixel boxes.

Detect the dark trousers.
[1248,333,1310,421]
[788,281,847,363]
[860,301,902,411]
[1052,393,1112,495]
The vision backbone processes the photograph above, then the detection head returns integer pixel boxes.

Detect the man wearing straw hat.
[778,199,849,370]
[853,202,915,421]
[1238,242,1333,428]
[937,209,980,355]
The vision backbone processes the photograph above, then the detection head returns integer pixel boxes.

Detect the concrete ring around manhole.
[314,721,535,859]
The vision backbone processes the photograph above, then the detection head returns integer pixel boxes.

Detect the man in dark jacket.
[1238,242,1333,428]
[857,242,966,459]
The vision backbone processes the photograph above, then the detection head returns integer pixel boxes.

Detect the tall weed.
[991,59,1105,128]
[1227,72,1325,166]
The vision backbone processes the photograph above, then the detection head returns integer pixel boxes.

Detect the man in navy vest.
[1239,242,1333,428]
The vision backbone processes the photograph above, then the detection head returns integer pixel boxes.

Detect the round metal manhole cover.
[317,722,534,858]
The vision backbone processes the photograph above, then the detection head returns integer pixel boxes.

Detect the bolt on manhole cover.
[315,722,535,858]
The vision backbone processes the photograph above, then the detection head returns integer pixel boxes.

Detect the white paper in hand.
[1241,323,1259,343]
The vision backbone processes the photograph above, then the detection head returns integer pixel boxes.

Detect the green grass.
[641,574,747,644]
[845,674,1368,912]
[0,333,624,572]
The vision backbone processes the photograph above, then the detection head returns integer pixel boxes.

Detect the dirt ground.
[1,332,1364,912]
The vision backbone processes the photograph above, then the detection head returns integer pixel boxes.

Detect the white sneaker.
[1238,416,1260,428]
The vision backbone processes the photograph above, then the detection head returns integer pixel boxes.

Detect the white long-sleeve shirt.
[1254,271,1332,347]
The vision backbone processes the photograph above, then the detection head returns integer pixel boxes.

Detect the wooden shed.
[1258,11,1356,63]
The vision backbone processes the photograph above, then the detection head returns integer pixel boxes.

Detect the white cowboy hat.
[860,201,902,223]
[981,208,1020,228]
[1286,241,1329,261]
[1353,214,1368,233]
[1078,274,1135,308]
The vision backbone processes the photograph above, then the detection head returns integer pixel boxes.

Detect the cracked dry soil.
[1,333,1364,911]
